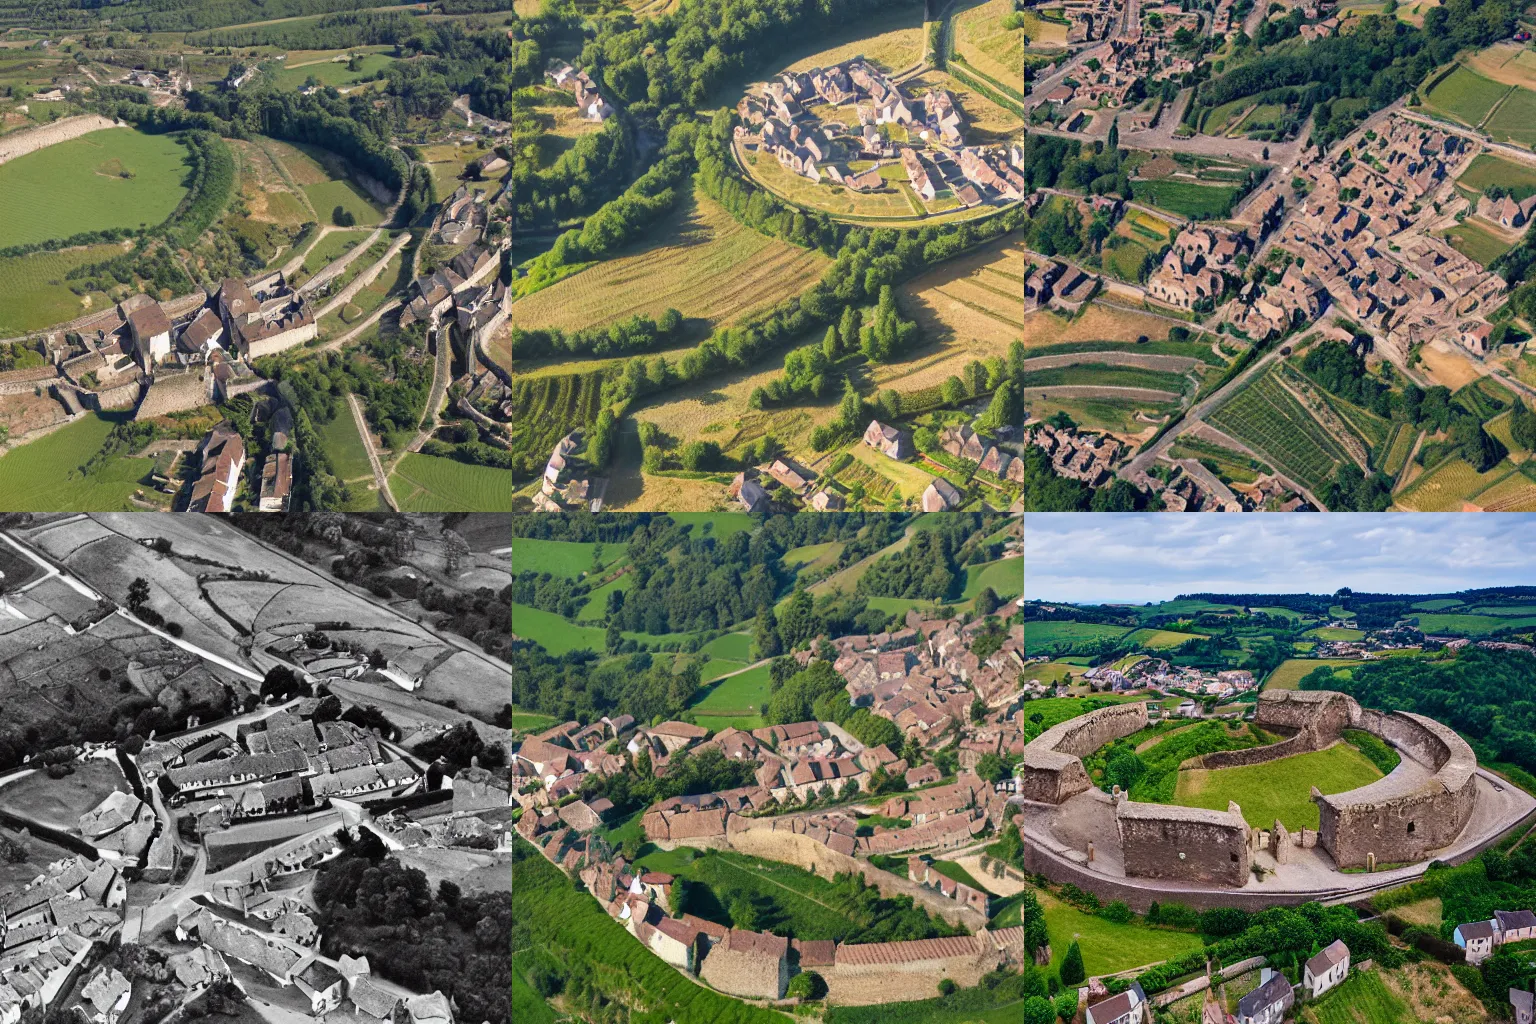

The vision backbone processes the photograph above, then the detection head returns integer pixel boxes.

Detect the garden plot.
[0,757,129,833]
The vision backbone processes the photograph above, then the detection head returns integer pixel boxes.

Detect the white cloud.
[1024,513,1536,603]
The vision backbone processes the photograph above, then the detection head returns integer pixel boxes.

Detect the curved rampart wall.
[1316,709,1478,869]
[1198,729,1316,770]
[1018,702,1148,805]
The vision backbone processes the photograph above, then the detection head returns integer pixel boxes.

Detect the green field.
[782,540,842,568]
[0,244,122,335]
[510,603,609,655]
[1025,621,1133,654]
[508,708,560,732]
[305,178,386,226]
[302,228,373,275]
[1305,626,1366,641]
[1129,178,1240,219]
[1458,152,1536,196]
[1425,64,1510,126]
[1413,611,1536,634]
[0,412,154,510]
[0,128,190,247]
[699,659,748,681]
[1019,695,1149,731]
[389,452,513,511]
[511,954,559,1024]
[577,572,634,620]
[313,407,379,510]
[1444,218,1513,267]
[690,663,773,717]
[1019,364,1192,394]
[961,556,1023,601]
[1124,627,1206,650]
[1208,368,1351,494]
[512,539,622,578]
[1172,742,1386,829]
[1484,83,1536,147]
[1308,966,1408,1024]
[273,52,395,90]
[1039,888,1204,977]
[1413,598,1464,611]
[1264,658,1359,690]
[663,512,756,538]
[700,632,755,661]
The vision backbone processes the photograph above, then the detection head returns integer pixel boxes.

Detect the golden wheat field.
[956,0,1026,85]
[509,189,830,334]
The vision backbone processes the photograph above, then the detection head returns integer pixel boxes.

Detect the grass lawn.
[1038,888,1204,976]
[511,603,695,655]
[1425,64,1510,126]
[690,663,773,716]
[1444,218,1513,267]
[510,966,558,1024]
[700,632,754,661]
[301,228,372,275]
[273,52,395,90]
[0,758,128,832]
[698,659,747,681]
[0,412,154,510]
[1457,152,1536,196]
[511,538,622,578]
[1264,658,1359,690]
[389,453,513,511]
[1307,968,1409,1024]
[1486,85,1536,147]
[1172,742,1386,829]
[0,128,189,247]
[927,860,984,889]
[305,178,385,226]
[314,406,374,506]
[1414,611,1536,634]
[508,708,560,732]
[783,540,842,570]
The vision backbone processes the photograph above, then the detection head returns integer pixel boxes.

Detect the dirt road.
[0,114,117,166]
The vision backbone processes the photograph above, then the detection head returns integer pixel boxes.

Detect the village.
[512,608,1030,1006]
[732,57,1027,210]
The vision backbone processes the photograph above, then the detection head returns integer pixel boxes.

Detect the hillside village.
[512,608,1029,1005]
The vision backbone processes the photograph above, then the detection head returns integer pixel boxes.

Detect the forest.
[312,838,510,1024]
[1302,648,1536,775]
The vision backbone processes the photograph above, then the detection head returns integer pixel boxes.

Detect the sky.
[1023,513,1536,604]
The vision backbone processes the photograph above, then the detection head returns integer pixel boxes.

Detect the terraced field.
[1208,368,1351,494]
[510,371,606,482]
[1394,456,1520,511]
[509,189,829,333]
[953,0,1025,90]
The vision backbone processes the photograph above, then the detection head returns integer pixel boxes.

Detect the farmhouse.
[259,453,292,512]
[864,419,912,459]
[1235,969,1292,1024]
[698,929,789,1000]
[1085,981,1148,1024]
[921,478,962,511]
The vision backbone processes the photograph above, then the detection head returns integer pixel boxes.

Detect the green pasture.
[512,539,622,578]
[1024,621,1133,654]
[782,540,843,569]
[1413,598,1464,610]
[1485,84,1536,148]
[1457,152,1536,196]
[1039,888,1204,977]
[577,573,633,620]
[1124,627,1205,650]
[700,632,754,661]
[1305,626,1366,641]
[389,453,513,511]
[305,178,385,226]
[0,128,190,247]
[1263,658,1359,690]
[1307,965,1409,1024]
[1413,611,1536,634]
[961,556,1022,601]
[508,708,560,732]
[1171,742,1386,830]
[510,603,692,656]
[0,244,121,335]
[273,52,395,90]
[690,663,773,716]
[698,659,747,682]
[1129,178,1239,219]
[1444,218,1513,267]
[1425,65,1509,126]
[663,512,756,538]
[0,413,154,510]
[301,228,373,275]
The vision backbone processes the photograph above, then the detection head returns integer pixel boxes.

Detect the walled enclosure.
[1018,701,1148,803]
[1316,708,1478,869]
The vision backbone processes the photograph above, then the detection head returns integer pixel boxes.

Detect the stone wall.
[1254,689,1358,737]
[1019,702,1148,805]
[1198,729,1316,771]
[1316,710,1478,869]
[84,379,143,411]
[134,370,210,420]
[719,820,987,931]
[1116,799,1250,886]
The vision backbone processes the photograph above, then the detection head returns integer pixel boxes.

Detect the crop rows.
[1208,370,1348,493]
[510,371,606,480]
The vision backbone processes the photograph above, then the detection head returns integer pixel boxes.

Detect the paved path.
[348,392,398,511]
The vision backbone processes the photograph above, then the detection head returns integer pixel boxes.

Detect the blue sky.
[1024,513,1536,604]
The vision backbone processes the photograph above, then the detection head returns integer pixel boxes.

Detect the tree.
[1023,995,1056,1024]
[970,697,988,723]
[975,753,1008,784]
[668,878,686,917]
[975,586,1001,616]
[1060,940,1085,985]
[837,376,863,431]
[822,324,840,361]
[729,896,759,930]
[938,979,958,997]
[754,604,783,659]
[942,376,966,405]
[787,971,825,999]
[127,577,150,610]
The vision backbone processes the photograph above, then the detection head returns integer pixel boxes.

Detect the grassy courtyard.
[1172,742,1386,829]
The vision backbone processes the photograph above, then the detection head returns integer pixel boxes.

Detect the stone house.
[1455,919,1498,963]
[1513,988,1534,1024]
[699,929,790,999]
[1086,981,1148,1024]
[1236,969,1293,1024]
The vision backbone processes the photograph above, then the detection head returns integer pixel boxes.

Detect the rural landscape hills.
[0,0,515,511]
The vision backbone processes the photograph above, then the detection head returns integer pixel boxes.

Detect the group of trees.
[855,516,1001,601]
[511,309,686,360]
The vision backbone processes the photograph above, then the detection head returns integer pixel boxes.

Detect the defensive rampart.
[1315,709,1478,869]
[1019,702,1148,804]
[1116,798,1251,886]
